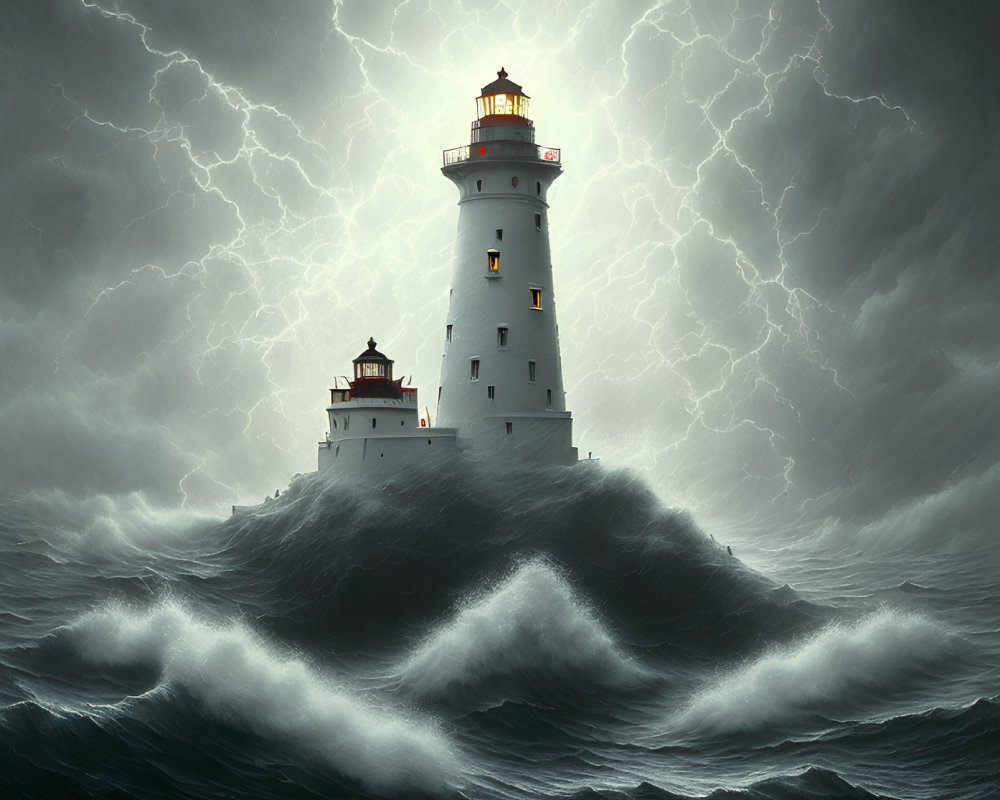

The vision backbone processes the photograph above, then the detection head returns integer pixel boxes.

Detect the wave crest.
[400,560,641,700]
[70,601,459,793]
[675,610,962,736]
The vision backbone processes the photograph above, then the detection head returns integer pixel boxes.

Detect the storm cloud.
[2,0,997,553]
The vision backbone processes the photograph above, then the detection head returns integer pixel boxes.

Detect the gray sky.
[2,0,997,553]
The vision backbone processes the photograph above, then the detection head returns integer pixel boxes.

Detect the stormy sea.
[1,458,997,799]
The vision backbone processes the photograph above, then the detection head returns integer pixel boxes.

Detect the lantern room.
[476,67,531,123]
[353,337,393,381]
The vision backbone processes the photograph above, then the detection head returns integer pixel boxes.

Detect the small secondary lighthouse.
[437,69,578,465]
[317,338,458,472]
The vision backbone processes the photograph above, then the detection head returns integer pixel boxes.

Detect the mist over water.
[3,0,1000,798]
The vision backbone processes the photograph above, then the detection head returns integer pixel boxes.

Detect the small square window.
[530,288,542,309]
[487,385,495,399]
[497,326,508,347]
[446,324,453,342]
[528,360,536,382]
[534,213,541,230]
[470,359,480,381]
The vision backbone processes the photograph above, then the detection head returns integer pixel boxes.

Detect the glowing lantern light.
[475,68,531,121]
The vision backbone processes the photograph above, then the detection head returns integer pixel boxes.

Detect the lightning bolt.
[54,1,916,524]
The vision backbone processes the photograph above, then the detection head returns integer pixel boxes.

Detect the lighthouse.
[312,70,577,479]
[436,69,578,465]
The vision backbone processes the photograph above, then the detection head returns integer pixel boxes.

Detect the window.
[487,249,500,271]
[496,228,502,240]
[497,326,508,347]
[528,360,536,382]
[506,422,513,434]
[372,417,377,428]
[400,419,405,426]
[470,359,480,380]
[530,288,542,309]
[446,324,453,342]
[476,179,482,192]
[547,389,552,406]
[511,176,519,187]
[438,386,442,402]
[534,213,541,230]
[536,181,541,195]
[487,385,495,399]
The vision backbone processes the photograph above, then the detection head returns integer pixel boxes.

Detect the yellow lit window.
[530,288,541,309]
[487,249,500,271]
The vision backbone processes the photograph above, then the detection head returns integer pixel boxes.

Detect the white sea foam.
[72,601,459,792]
[675,610,958,735]
[400,560,639,697]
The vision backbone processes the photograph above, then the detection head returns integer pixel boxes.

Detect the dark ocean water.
[1,462,997,799]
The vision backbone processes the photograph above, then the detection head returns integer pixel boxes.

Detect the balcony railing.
[442,143,561,166]
[443,145,470,165]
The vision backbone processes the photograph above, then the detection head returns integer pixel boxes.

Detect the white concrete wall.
[319,397,460,473]
[318,428,460,473]
[437,154,577,465]
[326,397,420,441]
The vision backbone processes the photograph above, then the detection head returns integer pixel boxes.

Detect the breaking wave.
[674,609,962,737]
[69,601,459,793]
[400,559,643,701]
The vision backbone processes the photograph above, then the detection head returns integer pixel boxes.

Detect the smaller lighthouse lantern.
[353,337,393,381]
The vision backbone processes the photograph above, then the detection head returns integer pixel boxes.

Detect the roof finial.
[497,67,508,80]
[367,337,376,350]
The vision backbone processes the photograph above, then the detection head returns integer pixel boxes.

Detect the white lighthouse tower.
[436,69,578,465]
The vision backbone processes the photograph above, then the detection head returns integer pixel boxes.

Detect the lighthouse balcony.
[329,388,418,406]
[443,142,560,166]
